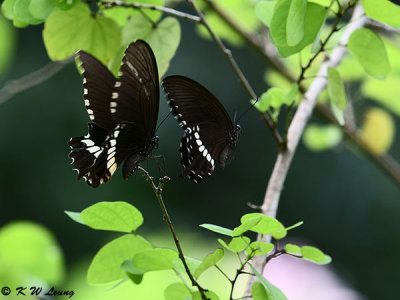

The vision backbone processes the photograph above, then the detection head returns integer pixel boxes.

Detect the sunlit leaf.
[164,283,192,300]
[192,290,219,300]
[14,0,42,24]
[120,259,144,284]
[43,2,121,63]
[228,236,251,253]
[359,107,395,155]
[29,0,56,20]
[233,216,262,236]
[0,14,16,76]
[287,0,307,46]
[103,0,164,26]
[361,0,400,28]
[121,15,180,77]
[173,255,202,275]
[246,241,274,256]
[64,211,85,225]
[87,234,152,284]
[0,221,64,284]
[347,28,390,79]
[194,248,224,279]
[303,124,343,151]
[252,281,269,300]
[301,245,332,264]
[284,243,301,255]
[327,67,346,110]
[199,224,233,236]
[132,248,178,271]
[255,1,276,28]
[249,264,288,300]
[285,221,303,231]
[81,201,143,233]
[270,0,327,57]
[241,213,287,239]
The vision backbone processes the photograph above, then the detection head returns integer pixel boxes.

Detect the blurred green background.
[0,6,400,299]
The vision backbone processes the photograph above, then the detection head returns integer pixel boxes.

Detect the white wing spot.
[108,146,116,154]
[206,154,211,162]
[110,102,117,108]
[107,157,116,169]
[82,139,94,147]
[112,92,119,99]
[199,145,205,152]
[87,146,100,153]
[202,149,208,157]
[111,108,117,113]
[194,132,200,139]
[110,139,116,147]
[114,81,121,87]
[84,99,90,106]
[196,139,202,146]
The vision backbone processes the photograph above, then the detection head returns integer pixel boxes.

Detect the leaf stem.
[138,167,209,300]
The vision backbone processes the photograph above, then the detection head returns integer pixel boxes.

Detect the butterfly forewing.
[78,51,117,131]
[163,76,239,183]
[111,41,159,137]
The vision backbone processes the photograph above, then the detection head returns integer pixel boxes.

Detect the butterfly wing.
[77,51,117,130]
[69,40,160,187]
[162,75,239,183]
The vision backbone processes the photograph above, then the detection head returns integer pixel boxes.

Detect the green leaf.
[270,0,327,57]
[87,234,152,284]
[0,13,16,76]
[241,213,287,239]
[29,0,56,20]
[252,281,269,300]
[0,221,64,284]
[192,290,219,300]
[199,224,233,236]
[347,28,390,79]
[233,216,262,236]
[361,0,400,28]
[303,124,343,151]
[197,0,259,46]
[284,243,301,255]
[164,283,192,300]
[285,221,303,231]
[57,0,78,10]
[120,259,144,284]
[228,236,251,253]
[103,0,164,26]
[173,255,202,275]
[287,0,307,46]
[327,67,346,110]
[132,248,178,272]
[249,264,288,300]
[217,238,232,252]
[43,2,121,63]
[14,0,42,24]
[330,100,345,126]
[1,0,15,20]
[301,245,331,264]
[311,0,334,53]
[64,211,85,225]
[121,15,180,77]
[247,241,274,257]
[80,201,143,233]
[194,248,224,279]
[255,1,276,28]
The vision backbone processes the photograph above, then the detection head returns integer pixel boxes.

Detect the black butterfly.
[162,75,241,183]
[68,40,159,187]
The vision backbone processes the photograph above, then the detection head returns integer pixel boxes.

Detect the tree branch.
[246,3,368,291]
[137,167,209,300]
[0,58,73,105]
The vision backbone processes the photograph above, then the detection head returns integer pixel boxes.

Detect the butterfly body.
[162,75,240,183]
[69,40,159,187]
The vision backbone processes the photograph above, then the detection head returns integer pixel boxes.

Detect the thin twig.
[138,167,209,300]
[0,57,74,105]
[186,0,284,148]
[101,1,201,23]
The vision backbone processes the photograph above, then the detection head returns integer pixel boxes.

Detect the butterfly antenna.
[156,111,172,132]
[236,97,259,123]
